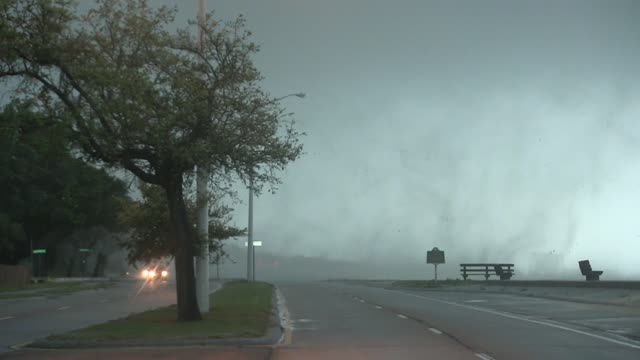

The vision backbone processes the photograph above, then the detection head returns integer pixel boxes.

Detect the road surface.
[0,279,217,353]
[323,282,640,360]
[2,281,640,359]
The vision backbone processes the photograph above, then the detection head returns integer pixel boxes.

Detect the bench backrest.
[578,260,592,275]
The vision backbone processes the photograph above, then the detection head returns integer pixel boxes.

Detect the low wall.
[0,264,32,286]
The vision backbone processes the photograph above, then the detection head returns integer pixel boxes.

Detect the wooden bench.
[460,263,514,280]
[579,260,603,281]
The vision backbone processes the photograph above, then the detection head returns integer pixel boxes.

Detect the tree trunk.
[165,176,202,321]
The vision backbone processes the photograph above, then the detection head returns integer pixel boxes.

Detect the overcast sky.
[149,0,640,278]
[11,0,640,279]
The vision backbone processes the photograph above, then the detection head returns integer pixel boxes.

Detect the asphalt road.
[0,279,211,353]
[273,282,480,359]
[3,281,640,359]
[328,282,640,360]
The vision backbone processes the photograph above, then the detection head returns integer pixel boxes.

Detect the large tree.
[0,0,303,320]
[0,101,128,265]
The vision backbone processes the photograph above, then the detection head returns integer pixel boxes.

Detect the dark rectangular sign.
[427,248,445,264]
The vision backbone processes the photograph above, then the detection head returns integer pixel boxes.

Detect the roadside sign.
[427,247,445,264]
[244,241,263,247]
[33,249,46,254]
[426,247,445,282]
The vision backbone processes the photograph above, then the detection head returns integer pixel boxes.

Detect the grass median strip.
[391,279,471,288]
[48,280,274,341]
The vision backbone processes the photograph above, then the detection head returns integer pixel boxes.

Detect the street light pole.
[246,92,305,282]
[246,177,254,281]
[194,0,210,313]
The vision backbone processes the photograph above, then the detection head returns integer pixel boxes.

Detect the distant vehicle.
[140,267,169,282]
[139,259,172,282]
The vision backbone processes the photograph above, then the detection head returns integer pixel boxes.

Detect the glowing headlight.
[148,270,156,278]
[141,269,149,278]
[161,270,168,277]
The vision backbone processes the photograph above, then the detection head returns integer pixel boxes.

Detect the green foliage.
[118,183,245,266]
[0,102,129,264]
[1,0,303,320]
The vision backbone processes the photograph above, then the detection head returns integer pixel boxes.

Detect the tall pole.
[195,0,210,313]
[247,177,254,281]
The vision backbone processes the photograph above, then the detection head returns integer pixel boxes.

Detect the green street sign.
[33,249,46,254]
[79,248,91,252]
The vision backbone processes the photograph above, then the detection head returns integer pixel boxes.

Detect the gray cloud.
[14,0,640,279]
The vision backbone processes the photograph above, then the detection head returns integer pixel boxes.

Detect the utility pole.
[194,0,210,313]
[247,177,254,281]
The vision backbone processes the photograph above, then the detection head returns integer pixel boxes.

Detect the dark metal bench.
[579,260,603,281]
[460,263,514,280]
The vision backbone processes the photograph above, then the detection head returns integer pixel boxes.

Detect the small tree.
[118,182,245,266]
[1,0,303,320]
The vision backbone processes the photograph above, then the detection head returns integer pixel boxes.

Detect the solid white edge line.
[0,316,13,321]
[429,327,443,335]
[396,314,408,319]
[475,353,496,360]
[386,289,640,351]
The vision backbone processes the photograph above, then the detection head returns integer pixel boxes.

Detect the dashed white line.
[374,305,382,309]
[475,353,496,360]
[429,327,443,335]
[358,299,365,303]
[390,290,640,351]
[57,306,71,310]
[396,314,408,319]
[0,316,14,321]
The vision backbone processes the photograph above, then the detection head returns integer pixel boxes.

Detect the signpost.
[244,240,262,281]
[32,249,46,277]
[426,247,445,281]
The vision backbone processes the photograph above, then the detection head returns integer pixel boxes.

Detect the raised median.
[29,280,281,348]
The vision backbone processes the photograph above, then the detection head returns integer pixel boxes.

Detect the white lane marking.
[99,299,109,303]
[475,353,496,360]
[57,306,71,310]
[429,327,443,335]
[466,299,487,303]
[358,299,365,303]
[9,341,33,350]
[0,316,14,321]
[392,290,640,350]
[374,305,383,309]
[396,314,408,319]
[294,318,314,323]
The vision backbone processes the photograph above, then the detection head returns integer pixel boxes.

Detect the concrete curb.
[390,286,640,308]
[25,282,283,350]
[274,286,291,346]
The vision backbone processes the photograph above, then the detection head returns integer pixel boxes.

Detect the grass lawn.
[0,281,114,299]
[49,281,274,341]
